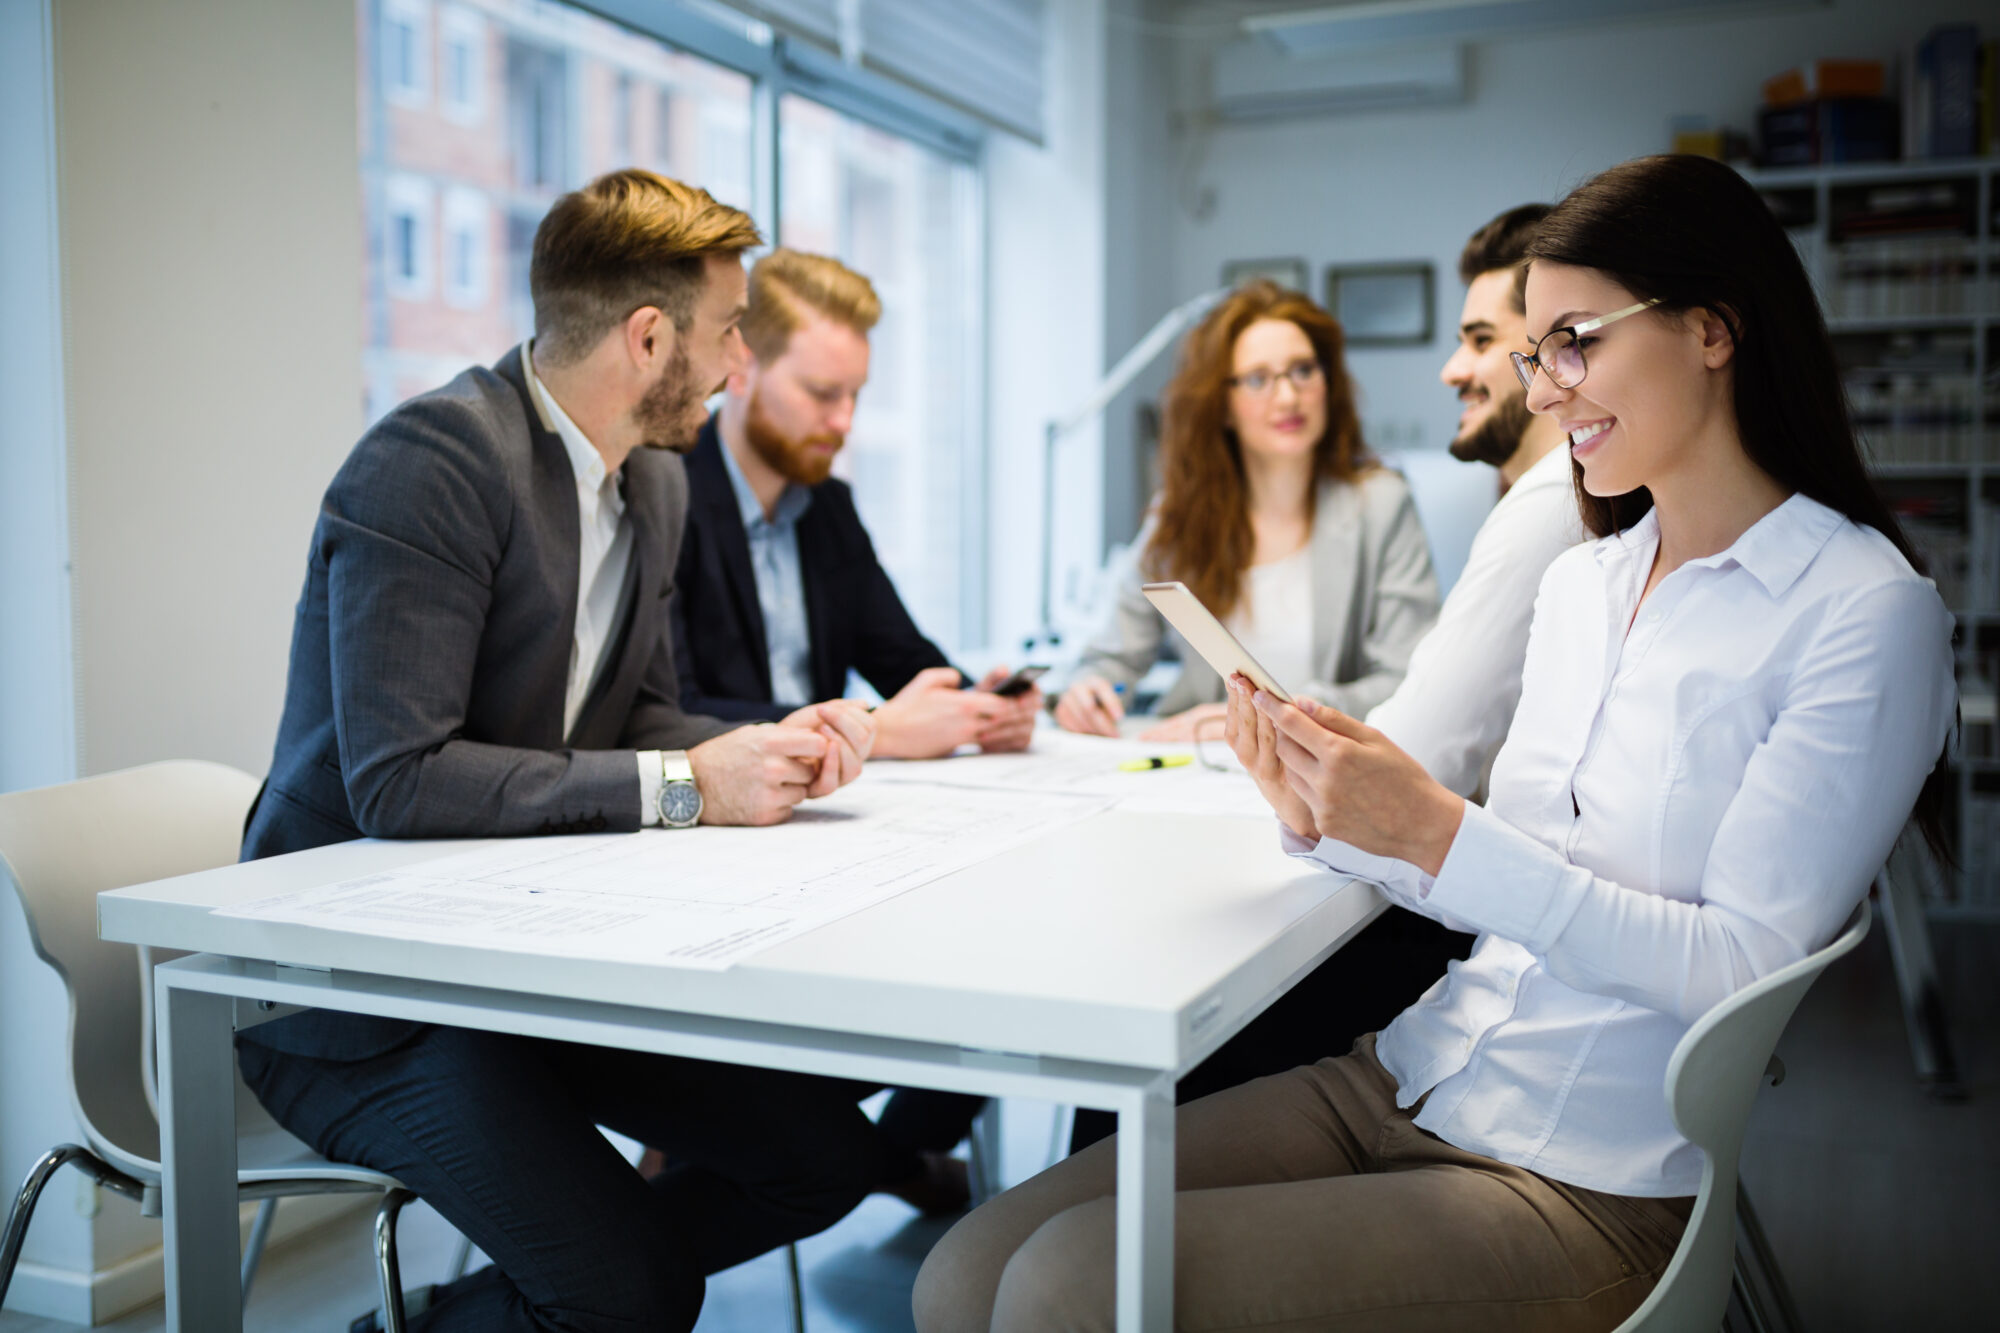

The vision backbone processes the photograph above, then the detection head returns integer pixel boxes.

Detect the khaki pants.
[913,1036,1691,1333]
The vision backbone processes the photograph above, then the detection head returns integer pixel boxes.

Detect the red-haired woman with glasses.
[1052,280,1439,742]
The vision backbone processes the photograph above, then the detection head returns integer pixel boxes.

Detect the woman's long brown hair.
[1529,154,1953,863]
[1143,280,1373,620]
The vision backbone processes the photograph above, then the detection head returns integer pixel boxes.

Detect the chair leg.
[1045,1104,1075,1173]
[2,1145,146,1311]
[446,1230,475,1282]
[375,1188,416,1333]
[1877,854,1964,1096]
[785,1241,807,1333]
[240,1197,279,1307]
[1734,1188,1806,1333]
[967,1101,1004,1205]
[1729,1263,1770,1333]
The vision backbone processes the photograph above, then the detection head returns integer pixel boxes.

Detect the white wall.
[0,0,77,795]
[59,0,365,782]
[1100,0,1181,553]
[1,0,365,1318]
[985,0,1110,652]
[0,0,94,1316]
[1150,0,1992,465]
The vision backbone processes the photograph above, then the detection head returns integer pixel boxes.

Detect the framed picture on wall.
[1324,262,1435,346]
[1220,256,1309,293]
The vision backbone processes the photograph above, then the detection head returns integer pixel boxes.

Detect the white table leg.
[1114,1076,1175,1333]
[157,975,241,1332]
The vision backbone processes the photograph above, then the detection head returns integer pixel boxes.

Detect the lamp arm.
[1049,288,1227,441]
[1033,287,1227,648]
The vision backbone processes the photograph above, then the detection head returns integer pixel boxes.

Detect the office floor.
[4,922,1994,1333]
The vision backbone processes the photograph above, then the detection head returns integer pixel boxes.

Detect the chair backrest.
[0,761,261,1176]
[1614,899,1870,1333]
[1381,449,1500,597]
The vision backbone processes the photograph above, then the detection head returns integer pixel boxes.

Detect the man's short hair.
[739,248,882,364]
[530,168,762,366]
[1457,203,1553,313]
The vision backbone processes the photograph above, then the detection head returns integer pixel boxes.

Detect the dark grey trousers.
[239,1025,887,1332]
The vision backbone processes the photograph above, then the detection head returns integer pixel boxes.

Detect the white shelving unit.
[1744,156,1999,920]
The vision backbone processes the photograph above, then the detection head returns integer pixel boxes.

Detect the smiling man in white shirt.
[1069,204,1585,1154]
[1367,203,1581,799]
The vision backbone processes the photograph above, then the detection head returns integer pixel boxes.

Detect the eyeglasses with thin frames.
[1510,299,1660,393]
[1230,360,1323,396]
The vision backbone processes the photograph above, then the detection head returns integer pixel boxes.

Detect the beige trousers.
[913,1036,1692,1333]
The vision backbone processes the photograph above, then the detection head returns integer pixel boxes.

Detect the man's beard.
[744,387,843,487]
[1448,387,1534,468]
[635,343,706,454]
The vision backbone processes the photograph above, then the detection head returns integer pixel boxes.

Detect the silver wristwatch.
[656,751,702,829]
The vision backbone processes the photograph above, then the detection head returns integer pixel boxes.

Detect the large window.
[357,0,987,650]
[359,0,752,420]
[779,95,981,650]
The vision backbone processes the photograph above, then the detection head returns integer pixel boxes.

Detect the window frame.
[382,174,435,300]
[363,0,995,649]
[381,0,433,108]
[440,185,490,309]
[438,3,486,125]
[578,1,992,647]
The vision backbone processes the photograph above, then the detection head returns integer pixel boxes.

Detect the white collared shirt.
[1296,493,1955,1196]
[523,345,665,825]
[1366,444,1583,798]
[1228,546,1316,706]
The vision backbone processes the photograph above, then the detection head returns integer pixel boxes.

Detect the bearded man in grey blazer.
[238,170,884,1333]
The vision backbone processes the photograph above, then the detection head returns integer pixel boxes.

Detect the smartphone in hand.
[986,665,1050,698]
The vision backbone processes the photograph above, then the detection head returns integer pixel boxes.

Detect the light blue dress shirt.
[719,438,816,706]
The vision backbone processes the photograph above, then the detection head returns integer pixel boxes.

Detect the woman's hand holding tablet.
[1139,581,1295,704]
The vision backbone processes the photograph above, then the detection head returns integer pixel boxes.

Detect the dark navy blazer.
[669,416,955,720]
[241,346,731,1061]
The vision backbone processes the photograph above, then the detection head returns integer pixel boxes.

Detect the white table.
[98,802,1381,1333]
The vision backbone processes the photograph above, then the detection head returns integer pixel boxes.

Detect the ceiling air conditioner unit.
[1210,39,1466,121]
[1242,0,1828,55]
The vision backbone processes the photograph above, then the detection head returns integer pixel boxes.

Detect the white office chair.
[0,761,420,1330]
[1382,448,1500,597]
[1613,899,1870,1333]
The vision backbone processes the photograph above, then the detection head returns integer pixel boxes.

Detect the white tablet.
[1140,581,1295,705]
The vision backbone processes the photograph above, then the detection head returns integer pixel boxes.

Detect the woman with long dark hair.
[917,155,1954,1331]
[1052,280,1439,741]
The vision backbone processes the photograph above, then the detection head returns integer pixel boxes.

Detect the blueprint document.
[216,783,1108,970]
[868,726,1279,821]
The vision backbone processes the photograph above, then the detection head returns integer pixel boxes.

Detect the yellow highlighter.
[1118,755,1193,772]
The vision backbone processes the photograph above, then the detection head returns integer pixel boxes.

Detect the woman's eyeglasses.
[1509,299,1660,392]
[1230,360,1323,396]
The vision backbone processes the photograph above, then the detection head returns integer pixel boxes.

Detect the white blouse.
[1367,443,1582,798]
[1227,546,1316,700]
[1294,493,1956,1197]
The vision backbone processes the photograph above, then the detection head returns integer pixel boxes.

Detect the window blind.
[728,0,1044,143]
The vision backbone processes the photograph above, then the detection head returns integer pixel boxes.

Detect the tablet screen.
[1140,581,1295,705]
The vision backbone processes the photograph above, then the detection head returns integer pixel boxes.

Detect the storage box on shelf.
[1745,157,1997,917]
[1826,176,1980,318]
[1841,329,1979,464]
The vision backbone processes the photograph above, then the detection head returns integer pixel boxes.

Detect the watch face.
[661,781,702,826]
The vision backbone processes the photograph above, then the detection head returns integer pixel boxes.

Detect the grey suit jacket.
[241,345,732,1059]
[1072,468,1440,718]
